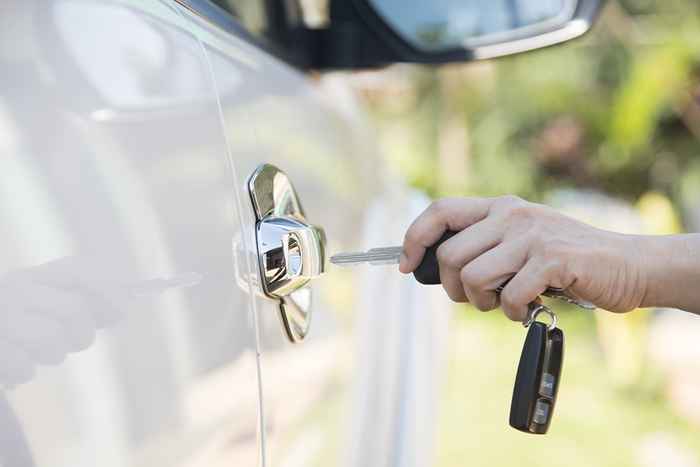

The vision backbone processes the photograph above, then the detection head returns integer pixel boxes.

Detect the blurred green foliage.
[359,1,700,466]
[366,0,700,227]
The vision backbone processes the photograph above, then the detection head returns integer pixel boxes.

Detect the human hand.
[399,196,650,321]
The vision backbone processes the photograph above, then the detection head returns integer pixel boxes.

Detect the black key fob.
[413,230,458,284]
[509,313,564,434]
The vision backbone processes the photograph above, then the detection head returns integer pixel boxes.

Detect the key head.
[509,323,564,434]
[413,230,458,284]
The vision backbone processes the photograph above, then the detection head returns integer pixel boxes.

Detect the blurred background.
[338,0,700,466]
[2,1,699,466]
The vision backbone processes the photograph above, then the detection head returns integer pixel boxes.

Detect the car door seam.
[168,2,268,465]
[198,41,269,467]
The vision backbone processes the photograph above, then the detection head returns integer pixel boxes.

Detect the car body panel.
[0,1,449,466]
[0,1,260,465]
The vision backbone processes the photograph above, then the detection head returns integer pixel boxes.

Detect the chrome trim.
[468,0,602,60]
[524,303,558,331]
[249,163,305,221]
[471,18,591,60]
[459,0,579,49]
[255,217,325,298]
[247,164,326,343]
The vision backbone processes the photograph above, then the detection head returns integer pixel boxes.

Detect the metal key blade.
[330,246,403,266]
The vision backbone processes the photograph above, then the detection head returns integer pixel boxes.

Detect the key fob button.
[539,373,555,398]
[532,398,550,425]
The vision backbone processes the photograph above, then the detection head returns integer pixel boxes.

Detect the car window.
[211,0,269,37]
[210,0,327,67]
[211,0,306,40]
[210,0,328,45]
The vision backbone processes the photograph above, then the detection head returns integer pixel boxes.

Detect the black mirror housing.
[309,0,605,70]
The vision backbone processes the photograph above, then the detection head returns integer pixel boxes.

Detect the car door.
[0,1,262,466]
[176,3,452,467]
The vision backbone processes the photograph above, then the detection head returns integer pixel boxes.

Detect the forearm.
[638,234,700,314]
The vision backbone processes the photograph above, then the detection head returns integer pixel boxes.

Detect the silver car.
[0,1,602,466]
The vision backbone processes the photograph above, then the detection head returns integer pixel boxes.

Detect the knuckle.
[436,244,452,266]
[504,204,534,222]
[473,294,498,312]
[429,198,456,217]
[541,240,570,264]
[403,228,422,247]
[459,267,481,288]
[500,299,525,321]
[494,201,538,226]
[443,284,466,303]
[542,256,565,276]
[524,224,559,253]
[542,256,571,288]
[437,244,462,269]
[500,288,521,311]
[452,294,468,304]
[495,195,523,208]
[520,226,543,249]
[505,308,524,322]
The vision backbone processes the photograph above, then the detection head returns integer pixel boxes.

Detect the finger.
[400,197,495,273]
[459,238,530,311]
[434,218,505,303]
[436,216,504,269]
[500,259,552,322]
[439,262,468,302]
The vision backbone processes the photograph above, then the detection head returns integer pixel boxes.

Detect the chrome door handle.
[256,216,325,299]
[247,164,326,343]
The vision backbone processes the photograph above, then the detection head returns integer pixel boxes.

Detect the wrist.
[612,232,653,310]
[634,235,662,309]
[637,234,698,310]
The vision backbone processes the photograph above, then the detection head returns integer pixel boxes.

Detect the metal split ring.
[523,303,558,331]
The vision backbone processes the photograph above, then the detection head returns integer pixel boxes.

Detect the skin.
[399,196,700,322]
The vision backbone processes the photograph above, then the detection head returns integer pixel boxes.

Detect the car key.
[330,231,595,310]
[333,236,569,434]
[510,303,564,434]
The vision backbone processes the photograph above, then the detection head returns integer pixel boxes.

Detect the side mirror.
[312,0,604,69]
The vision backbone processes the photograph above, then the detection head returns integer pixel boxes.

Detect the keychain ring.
[523,303,557,331]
